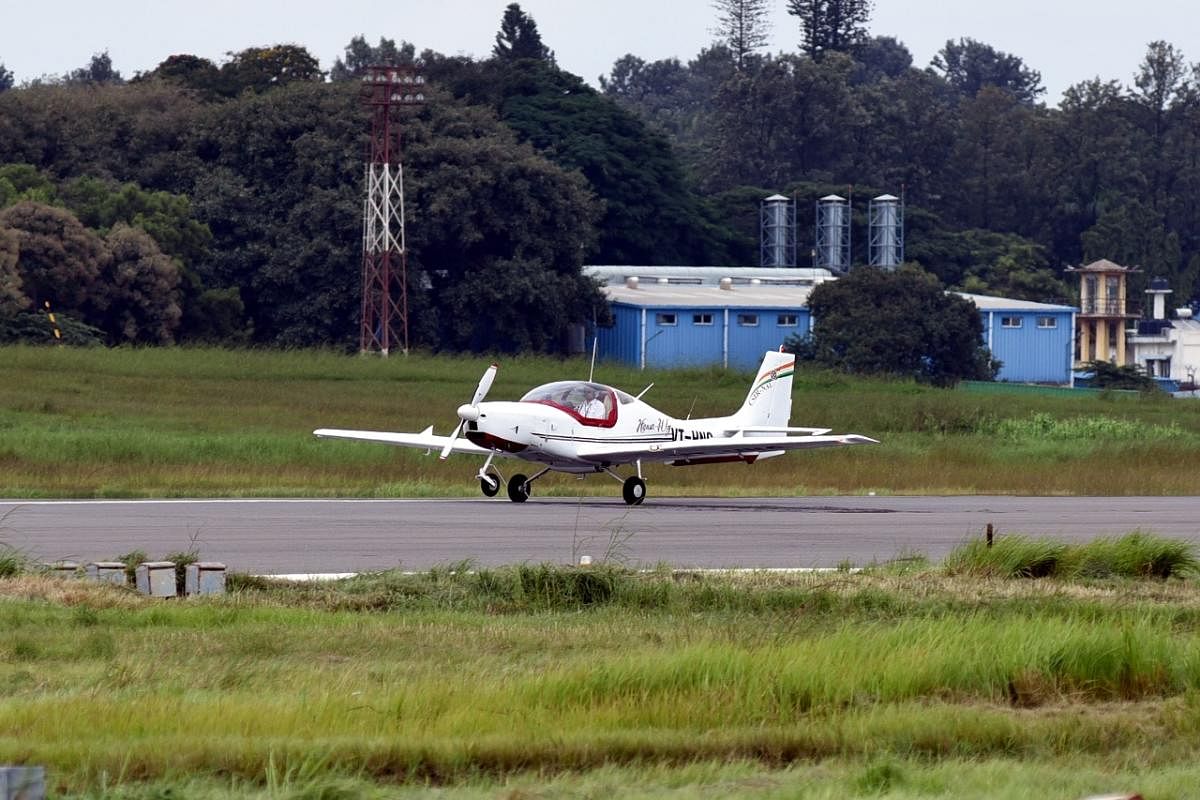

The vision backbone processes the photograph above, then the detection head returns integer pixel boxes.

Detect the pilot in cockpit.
[577,387,606,419]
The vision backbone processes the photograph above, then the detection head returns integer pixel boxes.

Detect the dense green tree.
[851,35,912,83]
[88,223,182,343]
[403,102,607,350]
[0,226,24,314]
[59,176,212,271]
[139,54,223,97]
[0,81,206,190]
[712,0,771,71]
[219,45,324,95]
[492,3,552,62]
[796,266,996,386]
[1086,359,1160,391]
[437,56,737,264]
[1039,79,1139,264]
[1130,41,1189,217]
[708,53,859,190]
[786,0,873,61]
[330,36,415,81]
[931,38,1043,104]
[0,163,56,206]
[0,309,104,345]
[851,69,958,205]
[949,86,1043,230]
[601,46,735,176]
[0,202,106,311]
[66,51,124,85]
[0,62,13,92]
[956,239,1069,302]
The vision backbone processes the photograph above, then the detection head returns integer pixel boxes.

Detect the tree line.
[1,1,1198,353]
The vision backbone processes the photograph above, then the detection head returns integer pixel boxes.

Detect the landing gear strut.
[605,461,647,505]
[506,467,551,503]
[477,452,502,497]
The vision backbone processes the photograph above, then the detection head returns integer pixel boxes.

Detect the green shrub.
[945,532,1198,579]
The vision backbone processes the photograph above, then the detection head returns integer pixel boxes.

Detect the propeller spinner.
[439,363,498,460]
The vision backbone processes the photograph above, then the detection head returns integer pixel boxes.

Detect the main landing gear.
[606,460,646,505]
[474,452,648,505]
[622,476,646,505]
[506,467,551,503]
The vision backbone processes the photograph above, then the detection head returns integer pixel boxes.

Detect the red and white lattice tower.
[360,64,425,355]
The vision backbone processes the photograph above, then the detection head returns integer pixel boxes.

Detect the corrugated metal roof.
[585,265,833,285]
[957,293,1077,312]
[603,283,815,309]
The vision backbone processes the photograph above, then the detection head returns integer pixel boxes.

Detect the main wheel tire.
[622,476,646,505]
[507,473,530,503]
[480,473,501,497]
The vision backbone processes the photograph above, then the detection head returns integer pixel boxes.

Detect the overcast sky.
[3,0,1197,104]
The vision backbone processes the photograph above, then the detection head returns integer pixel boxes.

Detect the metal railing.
[1080,299,1138,316]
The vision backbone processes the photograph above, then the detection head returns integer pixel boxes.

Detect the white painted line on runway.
[258,567,863,581]
[0,501,477,506]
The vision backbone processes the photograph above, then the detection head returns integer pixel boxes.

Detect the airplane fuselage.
[464,396,723,472]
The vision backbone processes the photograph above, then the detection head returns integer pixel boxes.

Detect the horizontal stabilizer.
[723,426,833,437]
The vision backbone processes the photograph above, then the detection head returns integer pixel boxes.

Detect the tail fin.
[734,350,795,427]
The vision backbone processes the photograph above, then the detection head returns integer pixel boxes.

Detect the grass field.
[2,345,1200,497]
[2,539,1200,798]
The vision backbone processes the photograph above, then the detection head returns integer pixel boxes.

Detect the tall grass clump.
[944,532,1198,579]
[984,412,1189,442]
[1065,531,1199,579]
[0,543,27,578]
[943,535,1068,578]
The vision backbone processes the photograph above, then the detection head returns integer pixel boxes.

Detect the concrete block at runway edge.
[40,561,79,578]
[0,765,46,800]
[185,563,226,596]
[86,562,128,586]
[135,562,176,597]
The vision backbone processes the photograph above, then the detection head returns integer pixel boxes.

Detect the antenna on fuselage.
[635,382,654,400]
[587,337,598,383]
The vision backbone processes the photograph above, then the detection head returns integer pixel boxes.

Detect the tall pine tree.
[786,0,872,60]
[712,0,771,71]
[492,3,553,62]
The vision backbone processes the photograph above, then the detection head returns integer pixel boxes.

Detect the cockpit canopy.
[520,381,634,426]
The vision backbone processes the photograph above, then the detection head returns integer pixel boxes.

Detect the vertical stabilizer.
[734,350,795,427]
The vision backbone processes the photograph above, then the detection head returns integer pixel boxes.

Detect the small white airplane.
[314,349,877,505]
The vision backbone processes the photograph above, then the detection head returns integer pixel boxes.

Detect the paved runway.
[1,496,1197,574]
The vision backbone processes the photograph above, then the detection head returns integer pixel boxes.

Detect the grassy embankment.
[1,534,1199,798]
[2,344,1200,497]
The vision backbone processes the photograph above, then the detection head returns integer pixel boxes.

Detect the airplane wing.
[313,426,490,456]
[575,434,878,466]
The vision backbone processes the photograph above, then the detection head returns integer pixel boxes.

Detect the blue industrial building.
[588,267,1078,384]
[961,294,1077,384]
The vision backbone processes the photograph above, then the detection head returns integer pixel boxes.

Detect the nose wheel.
[480,472,501,497]
[622,476,646,505]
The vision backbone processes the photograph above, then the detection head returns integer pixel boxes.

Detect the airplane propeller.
[439,363,498,460]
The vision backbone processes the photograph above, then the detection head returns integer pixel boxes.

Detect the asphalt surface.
[2,496,1198,574]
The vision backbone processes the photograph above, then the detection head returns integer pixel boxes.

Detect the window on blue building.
[1037,316,1057,329]
[655,313,677,326]
[737,314,759,327]
[692,313,713,326]
[777,313,798,327]
[1001,316,1022,328]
